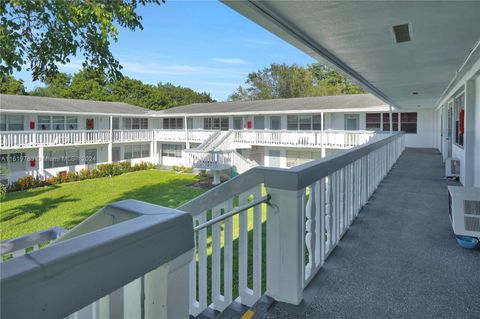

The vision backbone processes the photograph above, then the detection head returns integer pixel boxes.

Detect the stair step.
[247,295,276,319]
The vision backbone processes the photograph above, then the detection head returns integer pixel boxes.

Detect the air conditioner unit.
[445,157,460,178]
[448,186,480,238]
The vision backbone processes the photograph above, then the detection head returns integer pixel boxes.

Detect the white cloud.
[213,58,250,65]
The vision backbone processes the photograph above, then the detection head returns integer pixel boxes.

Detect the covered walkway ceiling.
[222,1,480,109]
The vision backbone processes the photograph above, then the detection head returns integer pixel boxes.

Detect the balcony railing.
[1,132,405,318]
[0,129,384,150]
[233,129,385,148]
[0,130,111,148]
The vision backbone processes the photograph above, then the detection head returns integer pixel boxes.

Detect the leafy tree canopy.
[1,0,164,81]
[0,75,26,94]
[27,68,214,110]
[229,63,365,101]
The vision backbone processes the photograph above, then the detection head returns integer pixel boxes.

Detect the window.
[254,116,265,130]
[382,113,399,131]
[345,114,360,130]
[299,115,311,130]
[66,116,78,130]
[161,144,184,158]
[453,93,464,146]
[44,149,79,168]
[366,113,381,130]
[112,117,120,130]
[312,115,322,130]
[270,116,281,130]
[112,147,121,162]
[287,115,299,130]
[124,144,150,159]
[52,116,65,130]
[163,117,183,129]
[187,118,193,129]
[400,112,417,134]
[287,115,322,131]
[123,118,148,129]
[4,115,24,131]
[8,153,26,172]
[204,117,229,130]
[38,116,78,131]
[233,117,243,130]
[85,149,97,164]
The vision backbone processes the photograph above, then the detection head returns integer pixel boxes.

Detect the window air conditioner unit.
[445,157,460,178]
[448,186,480,238]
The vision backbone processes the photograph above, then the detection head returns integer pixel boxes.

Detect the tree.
[1,0,164,81]
[28,68,215,110]
[229,63,364,101]
[0,75,26,94]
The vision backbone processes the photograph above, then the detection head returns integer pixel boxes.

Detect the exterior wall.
[403,109,436,148]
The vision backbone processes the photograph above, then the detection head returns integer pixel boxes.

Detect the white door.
[344,114,359,130]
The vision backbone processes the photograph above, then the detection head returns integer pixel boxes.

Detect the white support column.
[108,116,113,163]
[184,115,190,149]
[320,111,325,158]
[38,147,45,180]
[389,105,393,133]
[265,187,304,305]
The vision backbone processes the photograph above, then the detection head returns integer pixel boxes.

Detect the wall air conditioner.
[448,186,480,238]
[445,157,460,178]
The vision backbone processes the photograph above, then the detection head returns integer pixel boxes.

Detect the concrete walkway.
[263,148,480,319]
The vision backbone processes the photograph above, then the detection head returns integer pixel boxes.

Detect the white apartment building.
[1,93,434,184]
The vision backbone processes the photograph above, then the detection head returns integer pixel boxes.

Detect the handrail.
[178,132,402,215]
[193,194,271,232]
[0,226,66,255]
[0,199,193,319]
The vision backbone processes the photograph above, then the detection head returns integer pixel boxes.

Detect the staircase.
[194,295,276,319]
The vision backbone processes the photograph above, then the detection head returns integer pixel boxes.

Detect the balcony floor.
[263,148,480,319]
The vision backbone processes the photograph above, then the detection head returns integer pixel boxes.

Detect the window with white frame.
[0,114,24,131]
[124,144,150,159]
[112,147,121,162]
[38,116,78,130]
[44,149,79,168]
[163,118,184,129]
[367,112,416,133]
[0,152,27,172]
[203,117,229,130]
[161,144,184,158]
[123,118,149,130]
[287,114,322,131]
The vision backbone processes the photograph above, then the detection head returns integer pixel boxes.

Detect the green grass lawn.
[0,170,205,240]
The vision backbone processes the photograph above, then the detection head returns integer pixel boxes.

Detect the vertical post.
[38,147,45,180]
[184,115,190,149]
[265,187,304,305]
[320,111,325,158]
[108,116,113,163]
[389,105,393,133]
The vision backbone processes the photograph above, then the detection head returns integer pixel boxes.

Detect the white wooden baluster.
[123,278,142,319]
[252,185,263,301]
[189,212,207,316]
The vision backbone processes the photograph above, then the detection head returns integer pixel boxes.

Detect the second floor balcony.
[0,128,386,150]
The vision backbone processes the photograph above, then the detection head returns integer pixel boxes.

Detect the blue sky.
[14,0,314,101]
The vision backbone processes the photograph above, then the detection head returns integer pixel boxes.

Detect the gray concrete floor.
[263,148,480,319]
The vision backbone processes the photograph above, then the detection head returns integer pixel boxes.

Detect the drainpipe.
[389,105,393,133]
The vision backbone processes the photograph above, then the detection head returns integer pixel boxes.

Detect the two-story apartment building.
[1,93,436,184]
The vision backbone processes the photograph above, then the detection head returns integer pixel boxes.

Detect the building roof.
[0,94,153,116]
[161,94,387,115]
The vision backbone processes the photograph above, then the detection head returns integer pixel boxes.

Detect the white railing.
[1,133,405,318]
[1,200,193,319]
[0,130,111,148]
[232,129,383,148]
[178,132,405,316]
[0,227,66,261]
[187,129,218,143]
[184,149,234,170]
[113,129,154,142]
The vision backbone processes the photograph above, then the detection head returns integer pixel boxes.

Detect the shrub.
[79,168,91,180]
[172,165,193,173]
[12,175,41,190]
[44,176,57,186]
[0,183,6,199]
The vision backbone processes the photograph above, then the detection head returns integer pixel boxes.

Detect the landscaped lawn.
[0,170,205,240]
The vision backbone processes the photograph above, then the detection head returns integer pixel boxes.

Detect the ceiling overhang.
[222,1,480,109]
